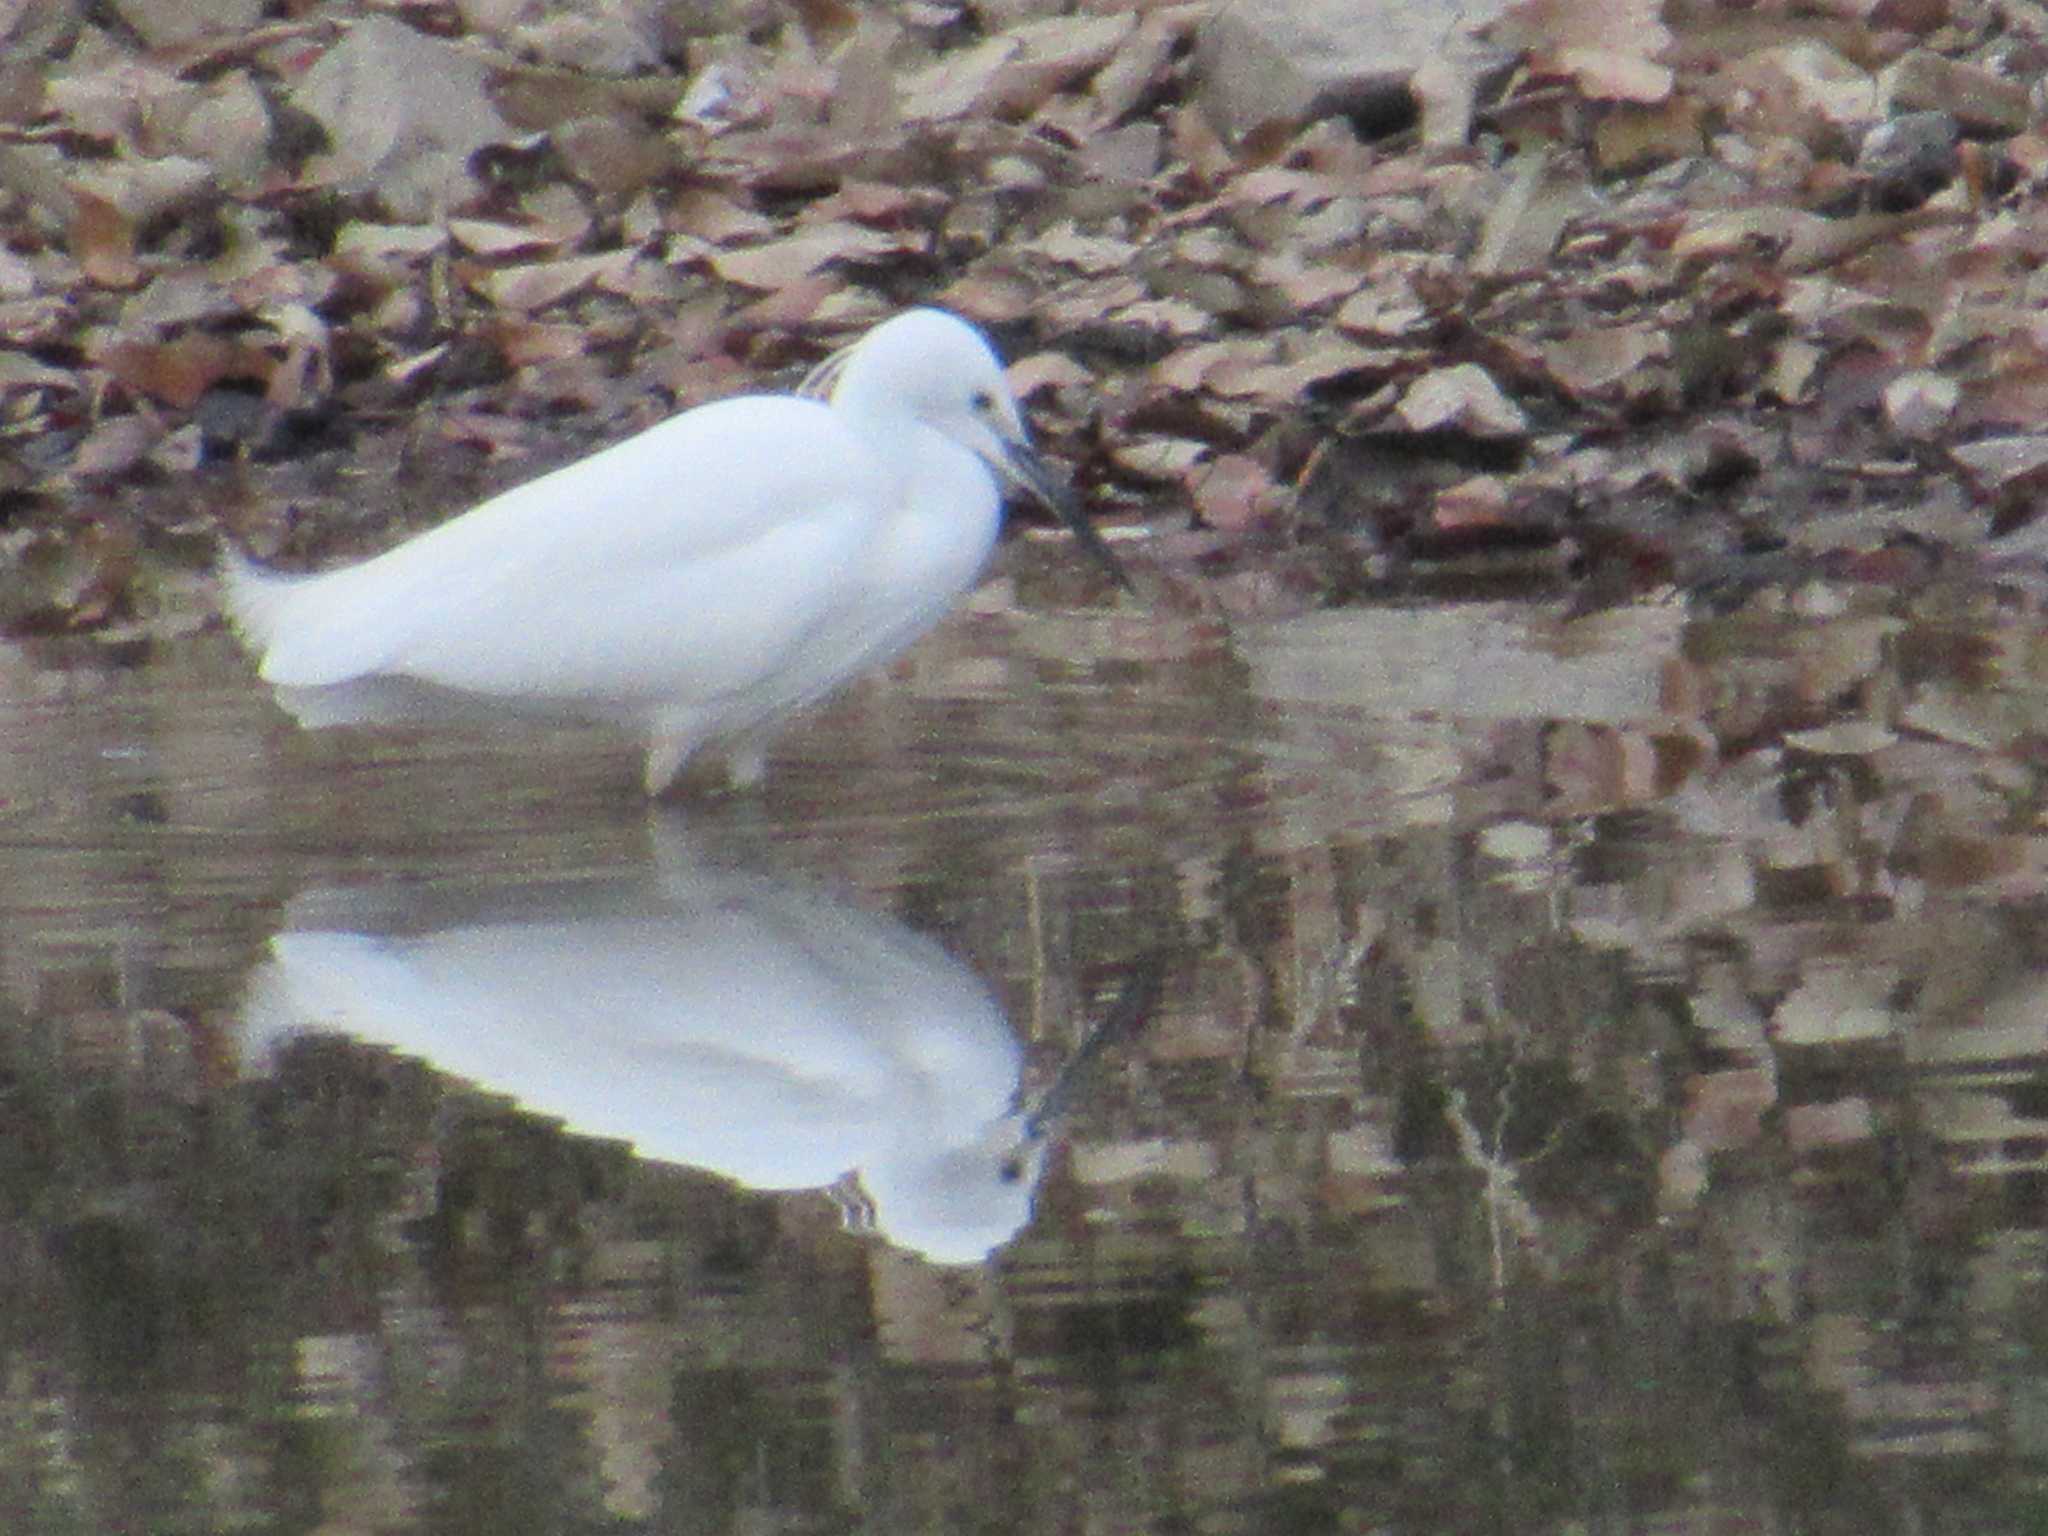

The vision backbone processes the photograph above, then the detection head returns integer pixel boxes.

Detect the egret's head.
[811,308,1132,589]
[819,307,1023,440]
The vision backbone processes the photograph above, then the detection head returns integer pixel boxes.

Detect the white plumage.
[239,854,1042,1266]
[221,307,1126,793]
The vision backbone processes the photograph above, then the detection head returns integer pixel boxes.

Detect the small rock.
[1881,49,2031,139]
[109,0,262,49]
[1397,364,1527,437]
[294,15,514,222]
[1742,41,1881,135]
[1882,371,1959,439]
[1190,0,1513,141]
[1856,110,1959,209]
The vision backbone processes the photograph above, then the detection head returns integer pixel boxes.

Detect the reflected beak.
[1016,950,1166,1139]
[993,438,1133,592]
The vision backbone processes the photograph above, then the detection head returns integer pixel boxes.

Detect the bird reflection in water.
[238,843,1072,1266]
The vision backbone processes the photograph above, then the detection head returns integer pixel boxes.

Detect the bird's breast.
[865,427,1003,598]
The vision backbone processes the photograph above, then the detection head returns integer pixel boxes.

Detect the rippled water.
[7,571,2048,1533]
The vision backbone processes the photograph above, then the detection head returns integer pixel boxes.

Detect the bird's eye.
[970,388,996,414]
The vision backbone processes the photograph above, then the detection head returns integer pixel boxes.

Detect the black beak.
[996,440,1133,592]
[1016,950,1166,1139]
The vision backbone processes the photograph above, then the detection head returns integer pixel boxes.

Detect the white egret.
[221,307,1129,793]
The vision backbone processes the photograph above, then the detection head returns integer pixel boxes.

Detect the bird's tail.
[215,544,305,657]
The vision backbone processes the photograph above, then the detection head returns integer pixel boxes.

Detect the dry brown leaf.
[481,318,591,369]
[708,225,914,290]
[1163,102,1236,190]
[1538,324,1669,396]
[154,72,273,186]
[1112,434,1207,482]
[1499,0,1672,59]
[97,333,269,409]
[724,275,836,334]
[1018,225,1139,274]
[803,180,924,227]
[519,183,595,245]
[1086,9,1189,127]
[437,409,533,457]
[1335,274,1430,338]
[1952,435,2048,495]
[1783,722,1897,754]
[1960,353,2048,432]
[334,222,449,264]
[0,519,139,630]
[1772,962,1899,1045]
[1104,297,1211,338]
[70,192,144,290]
[1883,49,2030,139]
[387,343,446,386]
[1433,475,1510,529]
[1161,225,1241,272]
[1006,351,1094,398]
[1188,452,1280,533]
[448,219,560,258]
[0,350,72,394]
[1593,95,1705,172]
[1037,277,1149,332]
[674,59,769,133]
[597,258,684,307]
[1681,1068,1776,1153]
[790,0,862,51]
[1077,122,1162,184]
[69,413,164,479]
[668,189,775,245]
[1153,339,1252,392]
[1544,723,1665,809]
[47,58,171,140]
[934,269,1040,324]
[147,423,204,477]
[0,248,37,301]
[1672,206,1827,266]
[1412,50,1478,149]
[1218,338,1397,404]
[1551,48,1672,102]
[552,114,678,196]
[262,337,322,411]
[1226,166,1345,208]
[899,37,1016,121]
[987,12,1137,118]
[1472,150,1585,277]
[1249,256,1361,311]
[823,16,903,142]
[473,251,635,312]
[117,272,243,334]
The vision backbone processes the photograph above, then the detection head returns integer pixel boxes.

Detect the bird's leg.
[644,733,695,796]
[725,744,770,788]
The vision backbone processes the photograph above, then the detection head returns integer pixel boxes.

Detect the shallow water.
[7,573,2048,1533]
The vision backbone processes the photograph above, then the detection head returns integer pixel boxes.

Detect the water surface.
[7,577,2048,1534]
